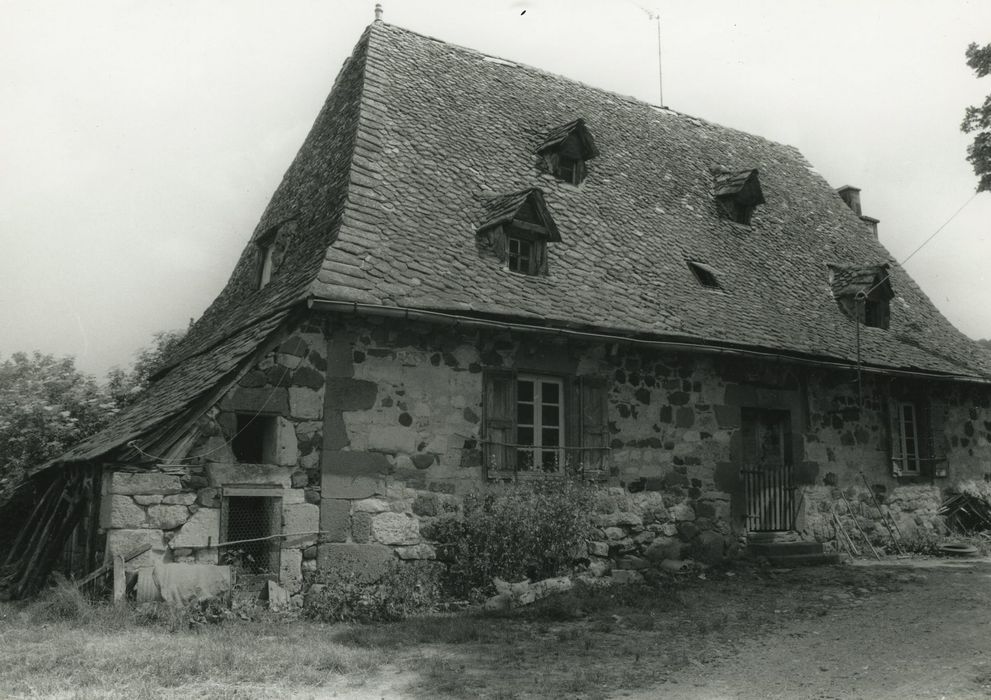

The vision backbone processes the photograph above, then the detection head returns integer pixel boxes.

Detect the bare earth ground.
[2,558,991,699]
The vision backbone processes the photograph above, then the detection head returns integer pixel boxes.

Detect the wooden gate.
[741,408,798,532]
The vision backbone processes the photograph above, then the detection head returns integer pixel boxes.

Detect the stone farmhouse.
[4,19,991,599]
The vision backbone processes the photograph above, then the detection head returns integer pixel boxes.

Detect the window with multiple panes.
[515,375,565,472]
[507,237,534,274]
[894,401,921,474]
[482,370,609,477]
[889,397,947,478]
[555,155,587,185]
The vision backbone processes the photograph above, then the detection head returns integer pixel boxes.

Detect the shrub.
[431,481,594,599]
[303,561,442,623]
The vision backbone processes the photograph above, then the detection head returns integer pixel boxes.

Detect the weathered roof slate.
[830,264,893,299]
[45,309,291,469]
[142,21,991,388]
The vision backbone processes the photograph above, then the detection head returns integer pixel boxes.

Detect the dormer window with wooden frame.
[829,263,893,330]
[477,188,562,276]
[536,118,599,186]
[713,168,765,225]
[256,227,278,289]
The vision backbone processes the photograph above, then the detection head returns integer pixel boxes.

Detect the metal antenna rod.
[627,1,664,107]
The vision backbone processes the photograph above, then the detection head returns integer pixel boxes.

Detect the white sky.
[2,0,990,377]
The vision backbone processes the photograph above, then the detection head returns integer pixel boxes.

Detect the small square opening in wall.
[220,489,282,579]
[231,413,277,463]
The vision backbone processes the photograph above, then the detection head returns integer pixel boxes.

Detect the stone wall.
[802,484,947,552]
[102,312,991,594]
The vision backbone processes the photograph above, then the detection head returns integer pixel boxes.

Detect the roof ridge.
[368,21,803,155]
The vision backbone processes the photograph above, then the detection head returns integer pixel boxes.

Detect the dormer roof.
[829,264,893,300]
[714,168,765,207]
[536,118,599,160]
[478,188,561,242]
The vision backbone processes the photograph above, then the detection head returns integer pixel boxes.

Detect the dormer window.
[508,237,535,274]
[477,188,561,276]
[536,118,599,186]
[829,264,893,329]
[687,261,721,289]
[256,227,277,289]
[713,168,765,225]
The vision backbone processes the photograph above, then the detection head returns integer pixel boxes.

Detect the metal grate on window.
[220,489,282,578]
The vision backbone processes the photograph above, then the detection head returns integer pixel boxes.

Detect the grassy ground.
[0,560,928,699]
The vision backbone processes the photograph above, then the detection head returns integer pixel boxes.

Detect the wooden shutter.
[483,370,516,475]
[928,400,948,477]
[888,398,903,476]
[580,376,610,473]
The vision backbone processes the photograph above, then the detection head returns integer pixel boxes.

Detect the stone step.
[760,552,841,567]
[749,541,825,557]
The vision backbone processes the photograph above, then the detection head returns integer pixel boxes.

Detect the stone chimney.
[837,185,879,239]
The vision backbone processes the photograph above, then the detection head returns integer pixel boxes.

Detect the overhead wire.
[126,346,308,465]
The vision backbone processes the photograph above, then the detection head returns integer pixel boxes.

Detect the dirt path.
[619,560,991,700]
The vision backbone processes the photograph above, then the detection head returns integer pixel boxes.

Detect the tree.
[105,329,186,408]
[0,353,117,488]
[962,42,991,192]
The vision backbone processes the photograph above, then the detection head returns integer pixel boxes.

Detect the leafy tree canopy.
[106,329,186,409]
[962,42,991,192]
[0,329,186,494]
[0,353,116,492]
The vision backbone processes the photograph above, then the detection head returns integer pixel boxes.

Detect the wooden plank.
[112,556,125,602]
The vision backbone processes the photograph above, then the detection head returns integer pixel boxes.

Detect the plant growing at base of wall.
[430,481,595,600]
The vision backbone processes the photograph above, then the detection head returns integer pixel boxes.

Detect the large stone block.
[353,498,390,513]
[322,450,390,499]
[111,472,183,496]
[283,503,320,547]
[220,387,289,415]
[170,508,220,549]
[289,387,323,419]
[367,426,417,454]
[205,462,292,488]
[371,511,420,545]
[146,504,190,531]
[110,495,146,528]
[280,548,304,594]
[106,529,165,569]
[325,378,378,410]
[323,474,383,500]
[161,493,196,506]
[275,417,299,467]
[320,498,350,542]
[316,543,394,583]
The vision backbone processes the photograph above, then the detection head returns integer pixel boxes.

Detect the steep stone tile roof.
[41,21,991,470]
[299,22,988,379]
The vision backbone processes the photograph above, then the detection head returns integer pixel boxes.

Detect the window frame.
[219,486,283,581]
[889,396,948,479]
[895,401,921,474]
[515,374,566,473]
[482,370,610,480]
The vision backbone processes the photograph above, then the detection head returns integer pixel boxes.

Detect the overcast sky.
[2,0,990,377]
